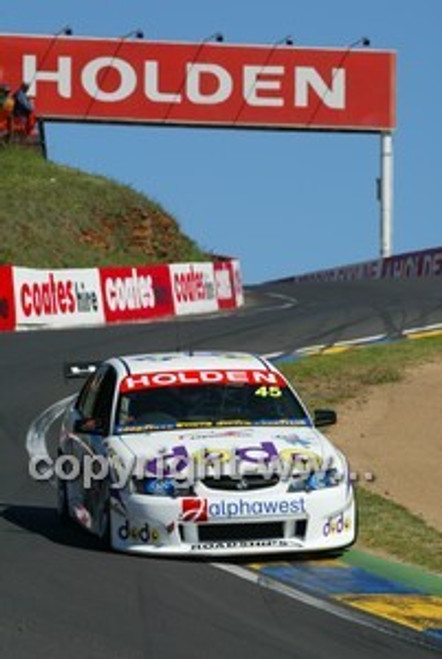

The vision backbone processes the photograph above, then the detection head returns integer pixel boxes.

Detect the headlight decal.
[288,467,344,492]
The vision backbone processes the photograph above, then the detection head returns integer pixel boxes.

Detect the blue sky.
[2,2,441,284]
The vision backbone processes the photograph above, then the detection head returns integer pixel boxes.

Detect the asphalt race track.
[1,276,441,658]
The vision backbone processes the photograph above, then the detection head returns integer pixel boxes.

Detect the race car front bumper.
[109,484,356,557]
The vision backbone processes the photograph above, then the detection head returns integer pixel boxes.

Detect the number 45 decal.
[254,386,282,398]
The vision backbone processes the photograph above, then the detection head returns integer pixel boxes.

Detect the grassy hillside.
[0,145,207,268]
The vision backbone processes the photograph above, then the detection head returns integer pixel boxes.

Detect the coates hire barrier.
[274,246,442,284]
[0,259,244,332]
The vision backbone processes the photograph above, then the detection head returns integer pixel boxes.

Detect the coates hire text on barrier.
[0,259,243,331]
[1,34,395,132]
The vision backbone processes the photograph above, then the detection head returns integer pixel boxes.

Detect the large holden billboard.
[0,33,396,132]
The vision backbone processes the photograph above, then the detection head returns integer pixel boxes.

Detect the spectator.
[12,82,36,135]
[0,84,14,138]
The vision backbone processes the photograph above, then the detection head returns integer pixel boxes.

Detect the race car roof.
[115,351,273,376]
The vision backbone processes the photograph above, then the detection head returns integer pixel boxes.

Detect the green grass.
[0,144,207,267]
[356,487,442,573]
[280,337,442,573]
[280,335,442,410]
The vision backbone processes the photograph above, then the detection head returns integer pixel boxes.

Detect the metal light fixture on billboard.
[348,37,371,48]
[83,28,146,119]
[162,32,225,122]
[25,25,73,159]
[28,25,73,92]
[205,32,224,43]
[231,34,295,125]
[276,35,294,46]
[306,35,372,126]
[201,32,224,42]
[120,29,145,40]
[53,25,73,37]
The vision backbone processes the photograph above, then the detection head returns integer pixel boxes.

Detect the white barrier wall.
[13,267,105,328]
[169,262,218,316]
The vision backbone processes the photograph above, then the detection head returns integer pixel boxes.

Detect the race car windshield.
[115,383,309,432]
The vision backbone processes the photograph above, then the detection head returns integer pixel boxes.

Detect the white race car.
[57,351,356,556]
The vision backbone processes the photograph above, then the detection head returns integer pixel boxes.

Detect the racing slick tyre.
[57,471,70,525]
[99,497,112,551]
[100,509,112,551]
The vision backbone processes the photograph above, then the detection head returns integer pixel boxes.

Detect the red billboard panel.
[0,34,396,131]
[0,265,16,331]
[214,260,236,309]
[99,265,174,323]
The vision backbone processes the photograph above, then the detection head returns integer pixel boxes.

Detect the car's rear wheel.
[101,509,112,550]
[98,494,112,550]
[57,472,70,524]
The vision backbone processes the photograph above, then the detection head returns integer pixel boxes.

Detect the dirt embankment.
[328,357,442,532]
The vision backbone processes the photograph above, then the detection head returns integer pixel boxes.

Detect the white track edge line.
[212,562,422,643]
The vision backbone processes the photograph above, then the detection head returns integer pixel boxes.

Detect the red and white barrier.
[99,264,174,324]
[13,266,104,328]
[169,262,218,316]
[275,246,442,284]
[0,259,243,331]
[0,265,15,331]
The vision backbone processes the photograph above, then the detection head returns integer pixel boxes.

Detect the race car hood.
[115,425,338,478]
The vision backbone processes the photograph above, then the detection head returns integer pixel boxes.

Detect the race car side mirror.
[313,409,337,427]
[74,417,105,435]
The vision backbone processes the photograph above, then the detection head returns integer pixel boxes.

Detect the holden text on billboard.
[1,35,396,131]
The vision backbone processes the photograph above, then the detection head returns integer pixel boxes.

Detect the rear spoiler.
[64,361,101,379]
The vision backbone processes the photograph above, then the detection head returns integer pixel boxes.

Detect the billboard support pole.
[380,131,393,258]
